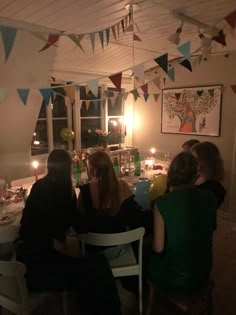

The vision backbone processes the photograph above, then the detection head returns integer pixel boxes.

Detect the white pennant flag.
[87,79,99,97]
[132,64,145,84]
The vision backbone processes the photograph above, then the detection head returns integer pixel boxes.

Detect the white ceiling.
[0,0,235,82]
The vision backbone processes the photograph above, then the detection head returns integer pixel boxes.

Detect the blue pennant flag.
[0,26,17,62]
[99,31,104,49]
[179,59,192,72]
[168,67,175,82]
[106,28,110,46]
[17,89,30,106]
[177,41,191,60]
[143,94,149,102]
[39,88,52,105]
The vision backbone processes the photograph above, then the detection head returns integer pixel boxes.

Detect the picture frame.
[161,85,222,137]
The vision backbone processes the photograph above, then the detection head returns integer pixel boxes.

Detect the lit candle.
[32,161,39,182]
[124,124,127,136]
[112,120,118,133]
[150,148,156,158]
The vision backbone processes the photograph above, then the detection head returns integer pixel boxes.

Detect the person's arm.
[153,203,165,253]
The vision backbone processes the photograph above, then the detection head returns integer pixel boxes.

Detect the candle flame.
[32,161,39,169]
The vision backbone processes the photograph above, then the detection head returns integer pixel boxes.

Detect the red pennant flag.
[141,83,148,95]
[212,30,227,46]
[225,10,236,29]
[121,19,125,33]
[133,33,142,42]
[111,26,117,40]
[109,73,122,90]
[39,33,61,52]
[231,85,236,93]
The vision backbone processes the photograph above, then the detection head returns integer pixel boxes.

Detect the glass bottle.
[113,157,120,176]
[134,151,141,176]
[74,160,81,188]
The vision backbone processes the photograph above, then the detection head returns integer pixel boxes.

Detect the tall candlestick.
[32,161,39,182]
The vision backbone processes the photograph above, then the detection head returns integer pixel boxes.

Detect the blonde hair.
[88,151,120,214]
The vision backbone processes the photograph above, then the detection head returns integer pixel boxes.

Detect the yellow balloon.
[149,174,167,201]
[60,128,75,141]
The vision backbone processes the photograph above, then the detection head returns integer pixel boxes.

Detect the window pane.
[31,120,48,156]
[108,87,123,116]
[38,100,47,118]
[81,119,101,148]
[107,118,123,145]
[51,87,67,118]
[53,119,69,150]
[80,86,101,117]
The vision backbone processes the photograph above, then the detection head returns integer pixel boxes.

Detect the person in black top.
[17,149,121,315]
[191,141,226,208]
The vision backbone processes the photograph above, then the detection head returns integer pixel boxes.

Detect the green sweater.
[148,187,217,292]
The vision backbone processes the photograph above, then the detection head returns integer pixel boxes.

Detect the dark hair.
[191,142,224,181]
[88,151,120,214]
[182,139,200,152]
[167,152,198,188]
[47,149,73,194]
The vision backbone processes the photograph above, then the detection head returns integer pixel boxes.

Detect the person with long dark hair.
[17,149,121,315]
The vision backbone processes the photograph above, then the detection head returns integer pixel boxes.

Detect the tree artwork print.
[161,85,222,136]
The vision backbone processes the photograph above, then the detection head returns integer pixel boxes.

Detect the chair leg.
[139,274,143,315]
[145,283,155,315]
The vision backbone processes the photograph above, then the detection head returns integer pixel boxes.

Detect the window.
[31,85,125,156]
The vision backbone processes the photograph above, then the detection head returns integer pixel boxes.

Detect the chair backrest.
[80,227,145,268]
[0,225,20,260]
[0,261,28,315]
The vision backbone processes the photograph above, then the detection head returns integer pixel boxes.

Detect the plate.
[0,214,15,225]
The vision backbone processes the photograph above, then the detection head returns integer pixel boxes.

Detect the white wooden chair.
[80,227,145,315]
[0,261,69,315]
[0,225,20,260]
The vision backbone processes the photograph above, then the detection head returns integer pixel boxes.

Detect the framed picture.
[161,85,222,136]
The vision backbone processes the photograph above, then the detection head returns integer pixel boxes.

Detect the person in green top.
[148,152,218,294]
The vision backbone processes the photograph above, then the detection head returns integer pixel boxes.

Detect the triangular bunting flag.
[99,31,104,49]
[154,53,168,73]
[117,23,120,38]
[109,72,122,90]
[17,89,30,106]
[39,88,52,105]
[168,67,175,82]
[225,10,236,29]
[143,94,149,102]
[153,77,161,90]
[102,99,106,108]
[140,83,148,95]
[153,93,160,102]
[121,19,125,33]
[133,33,142,42]
[231,85,236,93]
[64,85,75,104]
[126,24,134,32]
[0,26,17,62]
[179,59,192,72]
[123,92,129,101]
[131,89,140,101]
[111,25,117,40]
[132,64,144,84]
[68,34,85,52]
[175,93,181,100]
[177,41,191,60]
[0,88,6,103]
[197,90,203,97]
[90,33,95,52]
[75,84,80,92]
[212,30,227,46]
[85,100,90,110]
[39,33,60,52]
[106,28,110,46]
[208,89,215,97]
[87,79,99,97]
[198,55,203,64]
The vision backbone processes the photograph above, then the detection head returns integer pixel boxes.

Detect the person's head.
[88,151,119,212]
[182,139,200,152]
[47,149,72,185]
[191,142,224,182]
[167,152,198,190]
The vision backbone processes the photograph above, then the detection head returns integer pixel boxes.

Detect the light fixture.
[125,2,139,11]
[168,22,183,45]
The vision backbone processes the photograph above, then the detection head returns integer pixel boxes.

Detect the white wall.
[132,52,236,213]
[0,30,56,183]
